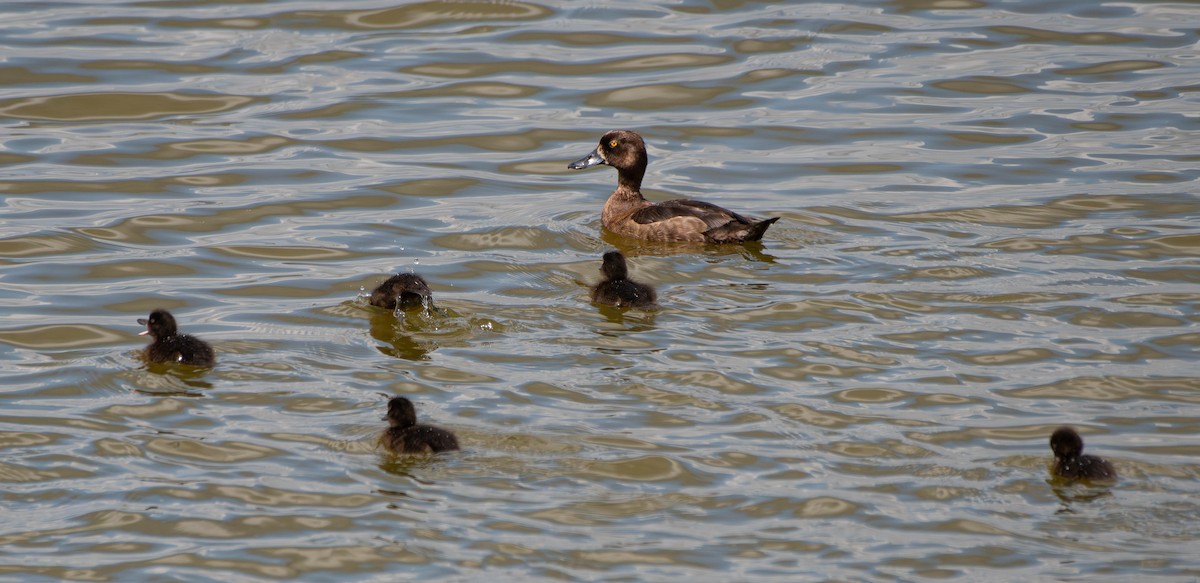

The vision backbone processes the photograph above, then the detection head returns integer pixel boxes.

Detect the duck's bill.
[568,147,605,170]
[137,318,149,335]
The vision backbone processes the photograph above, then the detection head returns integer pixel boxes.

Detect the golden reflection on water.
[340,1,551,29]
[0,325,127,349]
[0,93,258,121]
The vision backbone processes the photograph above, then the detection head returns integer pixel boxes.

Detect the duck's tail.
[706,216,779,243]
[743,216,780,241]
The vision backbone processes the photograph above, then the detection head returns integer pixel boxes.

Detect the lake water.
[1,0,1198,580]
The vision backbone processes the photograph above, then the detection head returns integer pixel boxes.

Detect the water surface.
[1,0,1199,580]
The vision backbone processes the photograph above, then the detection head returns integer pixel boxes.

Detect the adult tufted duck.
[138,309,215,367]
[568,130,779,243]
[591,251,657,308]
[1050,426,1117,482]
[382,396,460,455]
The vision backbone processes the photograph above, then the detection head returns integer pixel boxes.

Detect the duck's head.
[392,273,432,308]
[600,250,629,280]
[386,396,418,428]
[138,309,178,338]
[569,130,648,175]
[376,273,433,310]
[1050,426,1084,458]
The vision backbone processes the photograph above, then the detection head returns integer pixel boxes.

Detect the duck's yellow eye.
[609,139,618,148]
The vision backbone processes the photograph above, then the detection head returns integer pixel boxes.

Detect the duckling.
[1050,426,1117,482]
[370,273,433,311]
[591,251,657,308]
[383,396,460,455]
[568,130,779,243]
[138,309,215,367]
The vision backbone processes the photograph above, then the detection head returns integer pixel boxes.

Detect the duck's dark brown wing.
[630,199,754,229]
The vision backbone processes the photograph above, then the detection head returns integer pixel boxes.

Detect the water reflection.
[367,306,443,362]
[594,304,658,330]
[1051,482,1116,509]
[1,0,1198,579]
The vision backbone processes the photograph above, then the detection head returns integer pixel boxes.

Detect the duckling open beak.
[137,318,150,335]
[568,147,606,170]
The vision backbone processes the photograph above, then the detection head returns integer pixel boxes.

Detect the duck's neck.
[615,151,647,196]
[603,162,650,228]
[616,168,644,196]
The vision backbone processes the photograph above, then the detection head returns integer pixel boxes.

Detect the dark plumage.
[568,130,779,243]
[591,251,657,308]
[370,273,433,311]
[383,396,460,455]
[1050,426,1117,482]
[138,309,215,367]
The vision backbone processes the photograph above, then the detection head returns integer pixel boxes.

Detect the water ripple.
[0,0,1198,579]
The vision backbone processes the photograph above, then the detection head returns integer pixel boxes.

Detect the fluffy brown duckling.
[138,309,215,367]
[568,130,779,243]
[591,251,657,308]
[370,273,433,311]
[1050,426,1117,482]
[383,396,460,455]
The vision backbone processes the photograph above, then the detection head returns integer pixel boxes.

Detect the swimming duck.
[138,309,215,367]
[592,251,657,308]
[568,130,779,243]
[1050,426,1117,482]
[382,396,460,454]
[370,273,433,311]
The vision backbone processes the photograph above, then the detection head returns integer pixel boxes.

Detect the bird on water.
[568,130,779,243]
[382,396,460,455]
[370,273,433,311]
[1049,426,1117,482]
[138,309,215,367]
[591,251,657,308]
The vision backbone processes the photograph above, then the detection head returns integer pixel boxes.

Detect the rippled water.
[2,0,1199,579]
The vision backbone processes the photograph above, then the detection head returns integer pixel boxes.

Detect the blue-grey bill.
[568,148,605,170]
